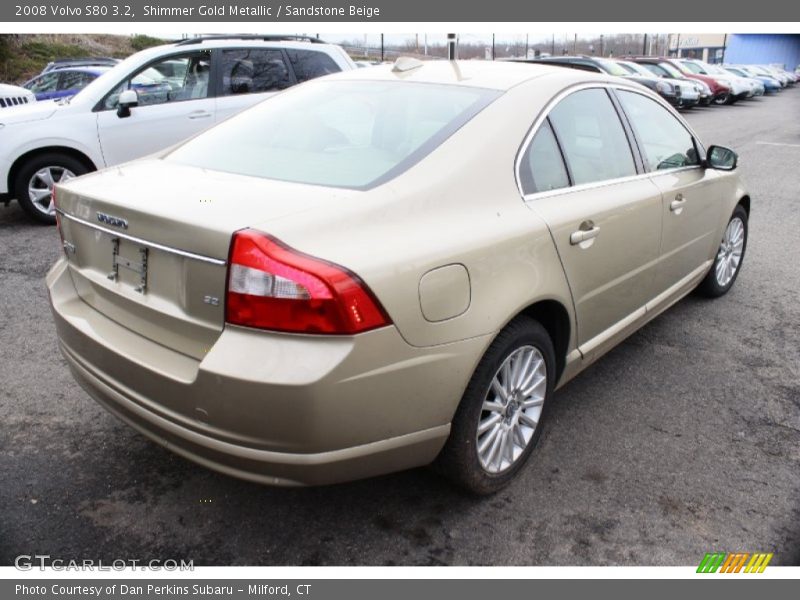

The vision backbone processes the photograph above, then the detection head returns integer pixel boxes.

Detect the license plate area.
[107,237,149,294]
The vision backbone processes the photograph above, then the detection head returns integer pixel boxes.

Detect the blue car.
[724,66,782,94]
[23,66,111,101]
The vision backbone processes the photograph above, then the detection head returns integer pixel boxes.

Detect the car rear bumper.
[47,258,490,486]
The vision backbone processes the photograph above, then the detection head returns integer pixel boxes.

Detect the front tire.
[698,205,748,297]
[713,92,731,105]
[14,153,89,224]
[435,316,556,495]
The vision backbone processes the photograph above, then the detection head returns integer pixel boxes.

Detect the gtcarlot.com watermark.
[15,555,194,571]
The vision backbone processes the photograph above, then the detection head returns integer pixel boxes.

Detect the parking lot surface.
[1,88,799,566]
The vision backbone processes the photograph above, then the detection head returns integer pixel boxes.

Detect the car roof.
[27,65,110,81]
[171,38,336,50]
[127,38,344,66]
[55,66,112,75]
[323,59,603,91]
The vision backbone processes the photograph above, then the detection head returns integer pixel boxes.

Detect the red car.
[633,57,731,105]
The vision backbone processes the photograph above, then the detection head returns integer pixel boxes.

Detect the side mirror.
[117,89,138,118]
[705,145,738,170]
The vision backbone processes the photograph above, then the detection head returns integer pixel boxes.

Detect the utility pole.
[643,33,648,56]
[525,34,529,59]
[492,34,496,60]
[721,33,728,64]
[600,34,604,56]
[551,34,555,55]
[573,33,577,55]
[380,33,384,62]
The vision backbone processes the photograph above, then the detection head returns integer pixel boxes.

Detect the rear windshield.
[166,80,500,189]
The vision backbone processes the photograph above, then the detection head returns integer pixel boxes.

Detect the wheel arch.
[8,146,98,197]
[518,298,572,384]
[738,194,750,216]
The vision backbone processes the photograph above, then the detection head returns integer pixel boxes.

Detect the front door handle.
[670,193,687,212]
[188,110,212,120]
[570,221,600,245]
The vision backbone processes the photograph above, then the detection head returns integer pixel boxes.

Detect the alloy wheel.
[715,216,745,287]
[476,345,546,474]
[28,166,75,216]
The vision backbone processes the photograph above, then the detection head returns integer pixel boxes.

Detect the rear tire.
[697,205,748,297]
[435,316,556,495]
[14,152,89,225]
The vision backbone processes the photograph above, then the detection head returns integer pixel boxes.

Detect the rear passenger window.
[221,49,292,95]
[616,90,700,171]
[520,120,570,195]
[548,88,636,186]
[286,49,340,83]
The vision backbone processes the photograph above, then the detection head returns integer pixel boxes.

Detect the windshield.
[596,59,631,76]
[617,61,651,76]
[660,63,684,78]
[166,80,500,189]
[725,67,745,77]
[680,61,705,74]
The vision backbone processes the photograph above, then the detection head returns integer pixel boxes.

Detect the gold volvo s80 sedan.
[47,60,749,494]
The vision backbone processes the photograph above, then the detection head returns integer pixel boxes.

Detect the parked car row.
[530,55,796,108]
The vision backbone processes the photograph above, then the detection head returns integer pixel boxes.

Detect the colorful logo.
[697,552,773,573]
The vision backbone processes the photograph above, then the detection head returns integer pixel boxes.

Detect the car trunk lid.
[55,159,351,360]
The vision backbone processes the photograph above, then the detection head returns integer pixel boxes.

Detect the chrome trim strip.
[579,306,647,358]
[56,208,227,266]
[578,260,711,358]
[644,260,712,313]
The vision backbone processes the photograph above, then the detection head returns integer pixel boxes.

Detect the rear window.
[166,80,500,189]
[286,49,341,82]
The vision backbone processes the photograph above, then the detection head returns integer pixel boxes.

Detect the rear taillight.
[225,229,391,334]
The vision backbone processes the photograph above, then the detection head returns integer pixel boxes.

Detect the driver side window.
[616,90,700,171]
[102,51,211,110]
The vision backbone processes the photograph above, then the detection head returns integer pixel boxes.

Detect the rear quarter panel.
[256,75,581,353]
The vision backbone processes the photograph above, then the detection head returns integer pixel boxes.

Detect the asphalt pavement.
[1,88,798,566]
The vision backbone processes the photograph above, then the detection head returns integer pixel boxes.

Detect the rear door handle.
[188,110,212,120]
[570,221,600,245]
[670,193,687,212]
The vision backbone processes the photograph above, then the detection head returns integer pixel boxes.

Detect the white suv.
[0,35,355,223]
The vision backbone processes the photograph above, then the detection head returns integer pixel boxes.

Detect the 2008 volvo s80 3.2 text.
[47,60,749,494]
